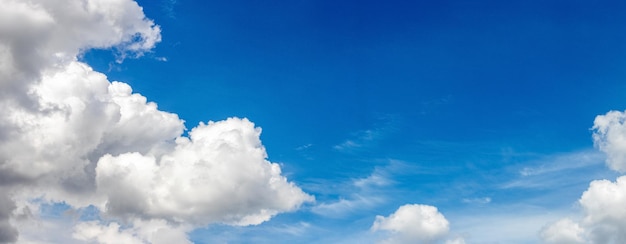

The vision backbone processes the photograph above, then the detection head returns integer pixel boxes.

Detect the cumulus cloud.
[96,118,313,226]
[540,110,626,243]
[73,219,191,244]
[0,0,160,107]
[579,176,626,243]
[0,0,312,242]
[372,204,461,244]
[541,176,626,243]
[592,110,626,172]
[540,218,585,244]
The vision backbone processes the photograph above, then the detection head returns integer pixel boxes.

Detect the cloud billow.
[0,0,313,242]
[371,204,464,244]
[540,110,626,243]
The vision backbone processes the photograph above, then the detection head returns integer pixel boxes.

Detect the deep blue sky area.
[82,0,626,242]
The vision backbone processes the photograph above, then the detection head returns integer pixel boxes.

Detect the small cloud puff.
[372,204,462,244]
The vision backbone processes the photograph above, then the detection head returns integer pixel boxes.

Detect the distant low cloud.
[0,0,312,242]
[540,218,585,244]
[462,197,491,205]
[371,204,462,244]
[73,219,192,244]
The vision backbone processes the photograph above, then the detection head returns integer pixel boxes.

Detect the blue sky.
[3,0,626,243]
[78,0,626,242]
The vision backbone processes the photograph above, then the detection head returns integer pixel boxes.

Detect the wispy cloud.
[450,206,574,244]
[353,170,392,188]
[311,195,385,218]
[268,222,311,236]
[310,160,413,218]
[518,150,605,177]
[295,143,313,151]
[333,116,399,152]
[462,197,491,205]
[161,0,178,19]
[502,149,612,189]
[333,130,379,151]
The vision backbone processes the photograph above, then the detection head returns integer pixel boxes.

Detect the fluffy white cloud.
[592,110,626,172]
[540,218,585,244]
[73,219,191,244]
[372,204,457,244]
[579,176,626,243]
[95,118,313,226]
[541,176,626,243]
[541,111,626,243]
[0,0,313,242]
[0,0,160,107]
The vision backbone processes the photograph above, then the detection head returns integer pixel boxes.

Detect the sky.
[2,0,626,243]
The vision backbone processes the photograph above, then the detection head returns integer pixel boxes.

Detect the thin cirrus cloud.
[311,160,410,219]
[333,116,398,152]
[502,149,610,190]
[311,167,390,218]
[0,0,312,243]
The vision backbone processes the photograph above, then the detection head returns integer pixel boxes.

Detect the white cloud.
[353,167,393,189]
[461,197,491,204]
[312,195,384,218]
[0,0,160,107]
[452,207,570,244]
[579,176,626,243]
[593,110,626,172]
[540,176,626,243]
[268,222,311,236]
[334,139,361,151]
[518,150,605,177]
[539,111,626,243]
[311,162,400,218]
[73,219,191,244]
[371,204,458,244]
[0,0,313,242]
[96,118,313,226]
[503,150,608,190]
[333,116,398,152]
[540,218,585,244]
[73,222,147,244]
[444,237,466,244]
